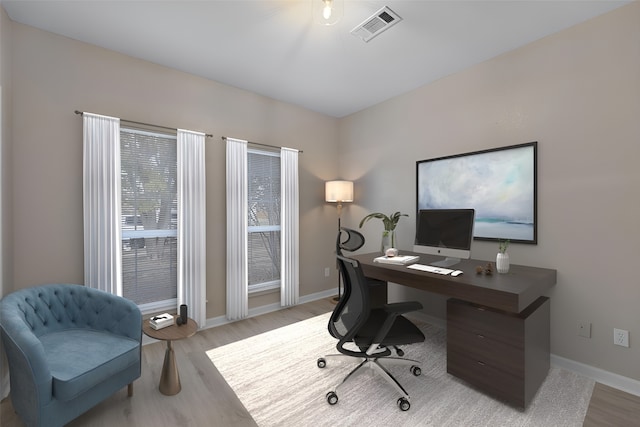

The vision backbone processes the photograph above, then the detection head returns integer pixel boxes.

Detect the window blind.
[120,127,178,307]
[247,149,281,290]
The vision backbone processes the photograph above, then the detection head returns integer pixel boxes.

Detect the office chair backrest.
[331,227,365,326]
[336,227,365,256]
[329,253,371,357]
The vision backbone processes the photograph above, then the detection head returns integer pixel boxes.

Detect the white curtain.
[83,113,122,295]
[225,138,248,320]
[280,147,299,307]
[177,129,207,328]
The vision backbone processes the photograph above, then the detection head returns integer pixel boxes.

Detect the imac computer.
[413,209,475,268]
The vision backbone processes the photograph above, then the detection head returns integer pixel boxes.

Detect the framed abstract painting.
[416,142,537,244]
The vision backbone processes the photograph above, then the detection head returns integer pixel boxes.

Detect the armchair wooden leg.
[128,383,133,397]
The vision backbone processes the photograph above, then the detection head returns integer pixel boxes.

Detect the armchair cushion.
[41,329,140,401]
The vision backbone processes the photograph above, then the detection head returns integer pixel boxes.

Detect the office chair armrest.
[383,301,423,315]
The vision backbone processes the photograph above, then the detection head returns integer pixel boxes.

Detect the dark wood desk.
[351,252,557,408]
[351,252,556,313]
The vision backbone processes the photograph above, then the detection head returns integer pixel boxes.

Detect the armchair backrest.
[0,284,141,340]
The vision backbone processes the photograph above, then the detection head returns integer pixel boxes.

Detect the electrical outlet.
[614,328,629,347]
[577,321,591,338]
[324,267,330,277]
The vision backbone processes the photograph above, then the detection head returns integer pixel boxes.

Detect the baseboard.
[550,354,640,397]
[299,288,337,304]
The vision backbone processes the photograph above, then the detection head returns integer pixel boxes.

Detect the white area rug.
[207,313,594,427]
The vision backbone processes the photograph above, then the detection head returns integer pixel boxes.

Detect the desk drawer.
[447,325,523,378]
[446,297,550,408]
[447,299,523,346]
[447,349,525,407]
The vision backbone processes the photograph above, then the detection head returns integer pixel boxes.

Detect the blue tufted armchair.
[0,284,142,427]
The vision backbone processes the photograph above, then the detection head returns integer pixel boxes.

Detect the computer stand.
[431,257,461,268]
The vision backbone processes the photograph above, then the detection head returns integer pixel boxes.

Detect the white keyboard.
[407,264,454,275]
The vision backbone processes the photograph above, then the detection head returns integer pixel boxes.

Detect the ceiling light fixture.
[314,0,343,26]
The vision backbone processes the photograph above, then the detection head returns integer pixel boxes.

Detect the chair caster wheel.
[410,365,421,376]
[397,397,411,411]
[326,391,338,405]
[317,358,327,368]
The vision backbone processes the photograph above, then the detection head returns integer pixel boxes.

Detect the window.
[120,127,177,312]
[247,148,281,293]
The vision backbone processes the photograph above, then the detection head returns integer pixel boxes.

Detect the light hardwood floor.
[583,383,640,426]
[1,298,638,426]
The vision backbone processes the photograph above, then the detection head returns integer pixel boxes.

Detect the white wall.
[338,3,640,382]
[7,21,341,318]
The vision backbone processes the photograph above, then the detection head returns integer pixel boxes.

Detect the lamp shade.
[325,180,353,203]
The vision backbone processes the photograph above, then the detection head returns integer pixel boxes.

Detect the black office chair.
[318,228,426,411]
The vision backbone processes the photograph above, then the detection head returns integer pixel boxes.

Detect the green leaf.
[359,212,387,228]
[359,211,408,231]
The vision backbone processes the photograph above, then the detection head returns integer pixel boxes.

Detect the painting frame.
[416,142,538,244]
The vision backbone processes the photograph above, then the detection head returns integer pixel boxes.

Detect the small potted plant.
[359,211,408,253]
[496,239,510,273]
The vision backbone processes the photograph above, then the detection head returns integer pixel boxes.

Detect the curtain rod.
[221,136,303,153]
[75,110,213,138]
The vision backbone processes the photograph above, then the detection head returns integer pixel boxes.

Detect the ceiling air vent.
[350,6,402,43]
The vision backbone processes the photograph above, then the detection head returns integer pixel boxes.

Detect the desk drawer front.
[447,325,524,378]
[447,349,524,407]
[447,299,523,345]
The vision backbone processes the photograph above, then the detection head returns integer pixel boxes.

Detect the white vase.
[496,252,510,274]
[381,230,396,253]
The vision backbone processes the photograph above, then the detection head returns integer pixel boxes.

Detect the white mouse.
[451,270,463,277]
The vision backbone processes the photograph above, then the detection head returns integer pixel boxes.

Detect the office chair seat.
[354,309,425,348]
[318,228,426,412]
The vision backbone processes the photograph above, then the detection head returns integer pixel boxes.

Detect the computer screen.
[414,209,475,268]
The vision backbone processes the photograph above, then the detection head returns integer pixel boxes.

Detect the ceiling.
[2,0,630,118]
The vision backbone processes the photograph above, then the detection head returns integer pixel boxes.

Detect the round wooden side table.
[143,316,198,395]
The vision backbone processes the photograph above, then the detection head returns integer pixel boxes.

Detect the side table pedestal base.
[159,340,181,395]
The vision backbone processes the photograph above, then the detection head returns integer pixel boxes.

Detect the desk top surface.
[351,252,557,313]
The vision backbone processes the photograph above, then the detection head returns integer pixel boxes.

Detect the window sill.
[138,298,178,316]
[249,281,280,296]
